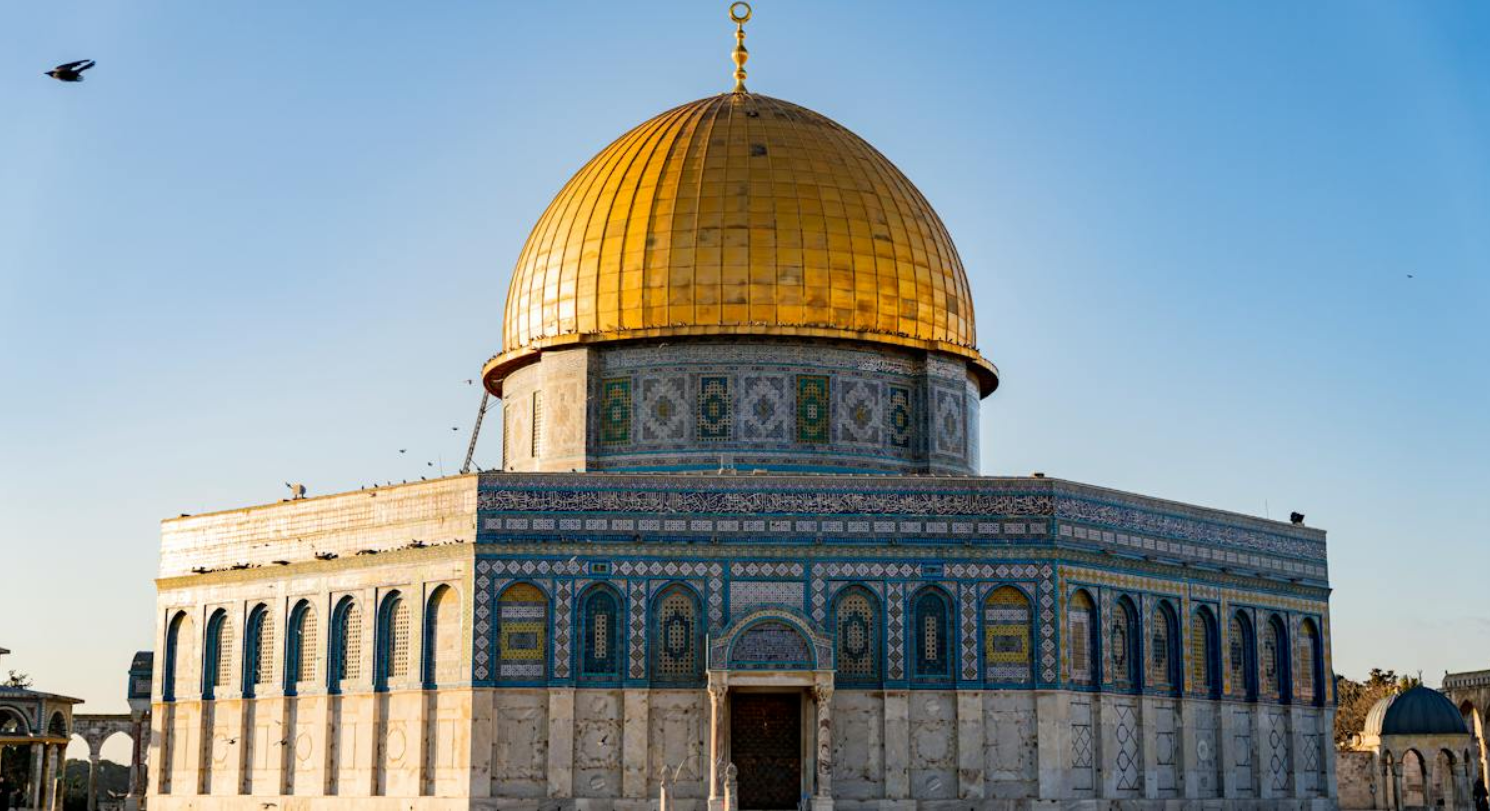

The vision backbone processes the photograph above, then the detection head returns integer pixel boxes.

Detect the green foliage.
[1334,668,1421,746]
[62,760,131,811]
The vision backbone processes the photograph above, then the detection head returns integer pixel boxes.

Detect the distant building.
[145,7,1336,810]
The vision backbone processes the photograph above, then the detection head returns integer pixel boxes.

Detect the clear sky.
[2,1,1487,753]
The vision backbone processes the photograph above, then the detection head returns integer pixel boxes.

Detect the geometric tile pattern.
[628,580,647,680]
[498,583,547,681]
[833,588,878,684]
[911,588,951,681]
[886,582,906,681]
[1114,702,1142,792]
[738,375,789,441]
[729,580,804,617]
[959,583,979,681]
[1071,698,1095,793]
[888,385,912,449]
[729,621,813,669]
[599,377,632,445]
[796,375,830,443]
[639,376,686,443]
[551,581,573,679]
[697,375,731,441]
[836,378,880,445]
[983,585,1033,684]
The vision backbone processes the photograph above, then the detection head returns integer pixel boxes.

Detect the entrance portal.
[730,692,802,810]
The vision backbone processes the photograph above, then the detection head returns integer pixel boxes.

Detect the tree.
[3,671,31,689]
[1334,668,1421,746]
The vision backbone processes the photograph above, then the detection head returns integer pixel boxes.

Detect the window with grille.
[334,600,363,683]
[1111,598,1137,692]
[294,605,318,684]
[653,587,700,684]
[834,588,879,685]
[204,610,232,699]
[1190,609,1215,697]
[424,586,460,689]
[580,588,620,681]
[389,597,410,680]
[912,589,951,682]
[248,607,275,688]
[984,586,1032,685]
[1261,617,1287,702]
[1229,612,1255,701]
[1149,603,1176,692]
[531,391,544,458]
[1298,620,1319,705]
[1069,590,1095,686]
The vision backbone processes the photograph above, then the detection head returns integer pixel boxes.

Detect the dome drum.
[498,338,980,475]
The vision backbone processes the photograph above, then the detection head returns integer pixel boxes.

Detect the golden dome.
[485,92,996,395]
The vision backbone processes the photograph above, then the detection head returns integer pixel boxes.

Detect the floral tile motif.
[796,375,830,443]
[638,376,687,443]
[697,375,732,441]
[836,378,880,445]
[888,385,913,449]
[739,375,789,441]
[600,377,632,445]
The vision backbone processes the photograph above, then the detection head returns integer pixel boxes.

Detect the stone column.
[882,690,910,802]
[706,673,728,811]
[621,690,650,800]
[30,744,45,810]
[811,681,834,811]
[546,688,575,799]
[955,690,983,800]
[125,710,144,811]
[87,752,100,811]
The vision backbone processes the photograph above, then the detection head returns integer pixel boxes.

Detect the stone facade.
[147,472,1338,811]
[498,341,980,476]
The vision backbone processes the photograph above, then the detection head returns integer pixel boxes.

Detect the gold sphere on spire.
[485,91,997,397]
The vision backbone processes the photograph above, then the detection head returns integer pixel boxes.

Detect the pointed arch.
[1148,599,1180,695]
[1297,617,1323,706]
[1111,595,1140,693]
[497,582,549,683]
[1261,613,1290,703]
[285,599,318,694]
[577,583,623,684]
[1229,609,1257,701]
[243,604,275,698]
[423,584,461,689]
[163,610,195,702]
[329,596,362,692]
[983,585,1033,686]
[376,591,410,691]
[1190,605,1220,699]
[1068,589,1099,688]
[832,585,881,687]
[202,608,233,700]
[651,583,704,685]
[910,586,953,685]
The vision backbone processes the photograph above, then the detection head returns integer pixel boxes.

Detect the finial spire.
[729,2,752,93]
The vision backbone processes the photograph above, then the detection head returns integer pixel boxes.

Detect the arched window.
[1190,606,1220,699]
[498,583,548,683]
[1068,589,1099,687]
[1148,600,1179,695]
[984,585,1033,686]
[163,611,195,702]
[1111,596,1140,693]
[244,605,274,699]
[376,592,410,691]
[203,609,233,700]
[652,585,703,685]
[1297,618,1322,706]
[1228,610,1257,701]
[911,587,953,684]
[833,587,880,686]
[329,597,362,692]
[578,585,622,683]
[286,600,317,694]
[1261,614,1290,703]
[0,709,26,735]
[423,585,460,689]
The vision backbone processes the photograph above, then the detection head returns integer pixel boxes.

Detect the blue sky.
[2,1,1487,738]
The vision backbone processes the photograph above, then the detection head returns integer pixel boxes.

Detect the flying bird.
[45,60,95,82]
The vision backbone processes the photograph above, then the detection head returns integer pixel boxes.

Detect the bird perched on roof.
[45,60,95,82]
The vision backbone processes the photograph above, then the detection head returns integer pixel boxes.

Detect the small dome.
[1363,686,1467,737]
[486,92,996,396]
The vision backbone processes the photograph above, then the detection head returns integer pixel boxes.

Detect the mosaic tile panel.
[959,583,979,681]
[833,588,879,684]
[628,580,647,679]
[653,586,702,683]
[984,585,1033,684]
[738,375,789,441]
[932,385,965,457]
[551,580,572,679]
[912,588,952,681]
[836,378,881,445]
[498,583,546,681]
[888,385,912,449]
[796,375,830,443]
[729,580,805,617]
[886,582,906,681]
[600,377,632,445]
[638,376,687,443]
[697,375,731,441]
[730,621,812,669]
[578,586,620,680]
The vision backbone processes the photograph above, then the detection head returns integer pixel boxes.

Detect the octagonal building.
[147,10,1337,811]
